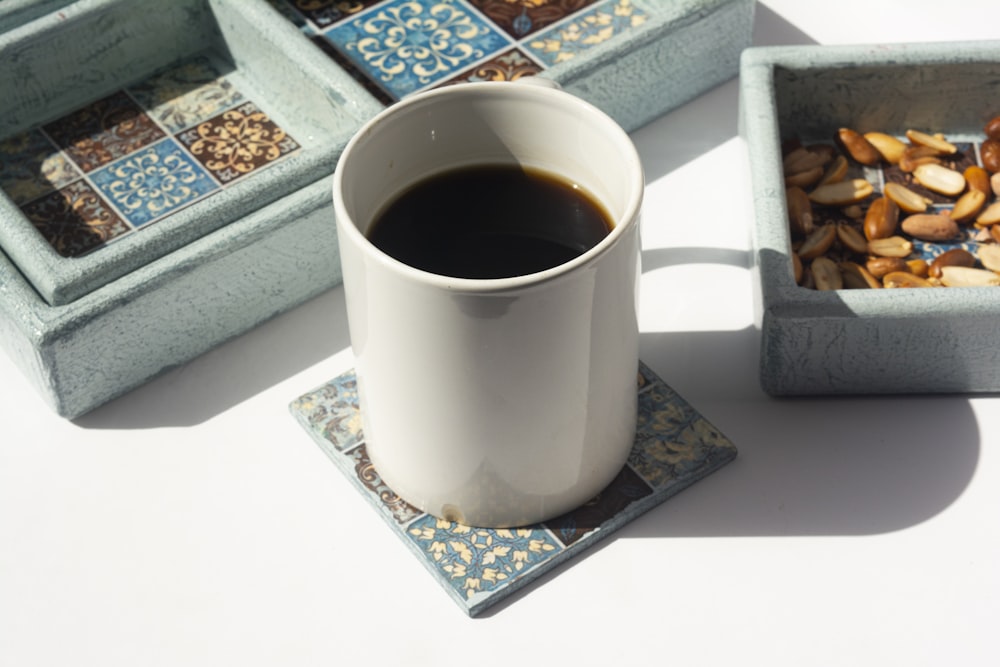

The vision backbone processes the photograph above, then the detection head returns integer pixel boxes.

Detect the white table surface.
[3,2,998,665]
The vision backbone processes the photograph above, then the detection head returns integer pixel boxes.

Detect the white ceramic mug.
[333,81,643,527]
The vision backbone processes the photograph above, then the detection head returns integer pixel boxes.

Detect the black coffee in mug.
[366,164,613,279]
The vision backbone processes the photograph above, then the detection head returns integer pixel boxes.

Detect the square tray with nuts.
[741,40,1000,396]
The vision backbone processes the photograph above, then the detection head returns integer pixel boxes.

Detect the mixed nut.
[784,114,1000,289]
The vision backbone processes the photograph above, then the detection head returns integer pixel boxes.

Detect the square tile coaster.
[289,362,737,617]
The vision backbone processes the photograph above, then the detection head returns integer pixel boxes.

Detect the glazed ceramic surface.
[334,82,643,527]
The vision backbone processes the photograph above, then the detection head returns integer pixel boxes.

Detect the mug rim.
[333,81,644,294]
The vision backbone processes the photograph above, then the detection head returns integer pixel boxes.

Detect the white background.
[2,2,999,665]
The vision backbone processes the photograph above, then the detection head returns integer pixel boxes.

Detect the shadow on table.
[630,324,982,538]
[74,287,352,429]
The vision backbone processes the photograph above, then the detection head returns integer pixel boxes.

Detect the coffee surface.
[366,165,612,279]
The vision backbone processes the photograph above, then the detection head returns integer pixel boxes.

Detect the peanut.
[816,155,849,187]
[883,271,933,288]
[840,261,882,289]
[808,179,874,206]
[863,132,907,164]
[982,138,1000,173]
[928,248,976,278]
[901,213,960,241]
[797,224,837,260]
[786,186,814,236]
[976,201,1000,226]
[939,266,1000,287]
[837,128,881,165]
[837,224,869,254]
[865,256,908,278]
[965,165,992,195]
[906,129,958,154]
[863,196,899,240]
[912,163,966,197]
[899,145,943,173]
[985,115,1000,140]
[812,257,843,291]
[884,182,931,214]
[951,189,987,223]
[868,235,914,258]
[977,244,1000,273]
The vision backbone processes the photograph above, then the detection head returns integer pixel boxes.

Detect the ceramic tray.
[741,40,1000,395]
[0,0,753,417]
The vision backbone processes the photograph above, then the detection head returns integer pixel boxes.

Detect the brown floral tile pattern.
[288,0,381,27]
[468,0,599,38]
[20,181,129,257]
[0,129,80,206]
[43,91,166,173]
[126,55,246,134]
[446,48,542,84]
[543,465,653,546]
[177,102,300,183]
[349,444,424,524]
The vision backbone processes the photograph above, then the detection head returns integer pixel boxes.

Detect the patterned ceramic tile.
[407,516,562,601]
[90,139,218,227]
[43,91,166,173]
[177,102,300,184]
[286,0,381,28]
[445,47,542,83]
[0,129,80,206]
[0,56,299,258]
[310,35,395,105]
[290,362,737,616]
[468,0,599,39]
[273,0,649,101]
[324,0,513,99]
[524,0,647,66]
[20,181,130,257]
[126,55,246,134]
